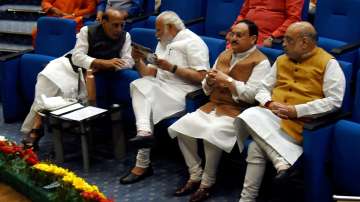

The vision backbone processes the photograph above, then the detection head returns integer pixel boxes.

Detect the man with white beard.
[119,11,210,184]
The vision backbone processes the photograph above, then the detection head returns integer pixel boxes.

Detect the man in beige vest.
[235,22,346,202]
[168,20,271,202]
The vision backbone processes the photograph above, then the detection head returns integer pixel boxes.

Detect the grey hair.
[157,11,185,30]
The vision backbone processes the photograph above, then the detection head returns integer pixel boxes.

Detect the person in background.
[41,0,97,30]
[168,20,271,202]
[227,0,304,47]
[31,0,97,46]
[96,0,144,20]
[235,22,345,202]
[119,11,210,185]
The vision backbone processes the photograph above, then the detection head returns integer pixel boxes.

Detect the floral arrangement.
[0,136,114,202]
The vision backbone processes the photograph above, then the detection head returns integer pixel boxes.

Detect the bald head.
[288,21,317,44]
[103,8,126,21]
[101,8,126,40]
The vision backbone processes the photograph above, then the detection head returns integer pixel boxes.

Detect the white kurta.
[40,57,87,100]
[71,26,134,70]
[235,59,346,165]
[130,29,210,124]
[168,47,271,153]
[21,57,87,134]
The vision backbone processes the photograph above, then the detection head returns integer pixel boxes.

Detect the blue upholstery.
[35,17,77,57]
[303,60,353,202]
[303,120,360,202]
[129,28,157,51]
[332,120,360,196]
[2,17,76,122]
[126,0,206,31]
[314,0,360,65]
[301,0,310,20]
[199,0,244,38]
[1,54,55,122]
[258,46,284,64]
[353,69,360,123]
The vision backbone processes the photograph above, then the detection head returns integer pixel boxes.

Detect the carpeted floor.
[0,105,243,202]
[0,183,31,202]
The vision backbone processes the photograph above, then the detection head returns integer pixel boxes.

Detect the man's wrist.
[264,101,273,108]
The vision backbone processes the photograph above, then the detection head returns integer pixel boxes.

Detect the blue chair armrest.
[303,124,335,202]
[303,110,351,130]
[1,56,25,122]
[185,89,208,113]
[331,39,360,56]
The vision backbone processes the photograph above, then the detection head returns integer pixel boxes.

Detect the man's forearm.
[174,68,206,84]
[90,59,109,71]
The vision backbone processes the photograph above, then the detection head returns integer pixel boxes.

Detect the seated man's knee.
[246,141,266,164]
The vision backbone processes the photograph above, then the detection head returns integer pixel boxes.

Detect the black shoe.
[174,180,201,196]
[129,135,155,148]
[119,166,154,185]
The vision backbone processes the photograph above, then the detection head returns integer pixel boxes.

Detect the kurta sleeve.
[271,0,303,38]
[118,32,135,69]
[74,0,97,17]
[186,39,210,71]
[41,0,56,12]
[201,59,218,95]
[255,61,278,106]
[294,59,346,118]
[232,59,271,103]
[72,26,95,70]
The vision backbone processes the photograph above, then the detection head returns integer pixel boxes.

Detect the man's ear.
[251,35,257,44]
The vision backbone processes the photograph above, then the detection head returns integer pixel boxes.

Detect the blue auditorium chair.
[126,0,206,32]
[1,17,76,122]
[303,119,360,202]
[314,0,360,66]
[302,60,354,202]
[188,0,244,39]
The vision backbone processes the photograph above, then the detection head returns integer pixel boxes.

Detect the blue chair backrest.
[315,0,360,43]
[129,28,157,51]
[35,17,77,57]
[204,0,244,38]
[258,46,284,64]
[142,0,155,15]
[353,69,360,123]
[19,54,55,107]
[159,0,205,21]
[301,0,310,20]
[332,120,360,196]
[200,36,226,66]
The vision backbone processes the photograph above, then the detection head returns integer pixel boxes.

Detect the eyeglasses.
[228,31,249,39]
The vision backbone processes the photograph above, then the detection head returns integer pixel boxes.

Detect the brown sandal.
[21,128,44,151]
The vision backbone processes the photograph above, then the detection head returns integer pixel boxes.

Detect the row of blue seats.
[124,0,360,79]
[0,16,359,201]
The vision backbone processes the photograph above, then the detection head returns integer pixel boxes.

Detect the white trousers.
[177,134,223,187]
[239,125,291,202]
[21,75,61,134]
[131,86,153,133]
[131,86,153,168]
